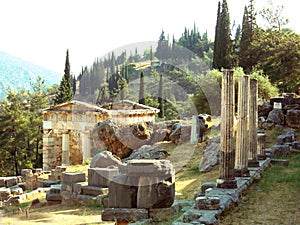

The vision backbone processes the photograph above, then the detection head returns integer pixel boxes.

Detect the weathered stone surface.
[258,102,273,117]
[292,141,300,150]
[286,110,300,129]
[46,192,62,201]
[0,188,11,201]
[169,123,191,144]
[102,208,149,222]
[120,160,175,182]
[77,194,94,205]
[81,185,109,196]
[261,122,275,130]
[5,177,18,188]
[199,138,220,173]
[172,200,194,214]
[149,207,175,222]
[267,109,285,125]
[72,182,87,195]
[182,208,220,225]
[194,196,220,210]
[10,187,23,195]
[61,172,86,185]
[200,182,217,196]
[272,144,291,157]
[123,145,169,162]
[271,159,289,166]
[43,180,60,187]
[88,167,119,187]
[90,150,122,168]
[108,174,137,208]
[92,119,154,158]
[277,133,294,145]
[137,177,175,209]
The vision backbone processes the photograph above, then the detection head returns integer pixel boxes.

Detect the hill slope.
[0,51,61,99]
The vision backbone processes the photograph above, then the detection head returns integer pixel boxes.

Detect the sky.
[0,0,299,76]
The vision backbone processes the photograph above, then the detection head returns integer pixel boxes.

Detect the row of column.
[217,69,266,189]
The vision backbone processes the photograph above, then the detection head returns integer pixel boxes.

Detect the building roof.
[42,100,159,114]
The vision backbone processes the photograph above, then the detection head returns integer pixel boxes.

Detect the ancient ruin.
[42,100,159,170]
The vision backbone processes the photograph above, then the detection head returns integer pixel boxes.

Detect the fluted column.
[257,132,267,160]
[216,69,237,189]
[234,75,250,177]
[248,78,260,167]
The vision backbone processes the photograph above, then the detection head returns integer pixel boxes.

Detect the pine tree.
[158,73,164,118]
[54,49,73,104]
[138,71,145,105]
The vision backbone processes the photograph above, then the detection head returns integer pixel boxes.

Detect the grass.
[220,129,300,225]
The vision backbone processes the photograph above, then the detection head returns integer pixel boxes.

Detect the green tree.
[213,0,233,69]
[54,49,73,104]
[155,30,171,61]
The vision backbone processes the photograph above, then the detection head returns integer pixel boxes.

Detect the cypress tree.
[138,71,145,105]
[54,49,73,104]
[158,73,164,118]
[239,1,257,72]
[219,0,233,69]
[213,1,222,69]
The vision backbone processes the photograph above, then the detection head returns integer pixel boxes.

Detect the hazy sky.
[0,0,298,76]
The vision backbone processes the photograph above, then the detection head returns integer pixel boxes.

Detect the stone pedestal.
[190,115,198,144]
[235,75,250,176]
[248,79,259,167]
[217,69,237,188]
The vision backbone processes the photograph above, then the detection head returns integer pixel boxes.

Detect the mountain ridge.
[0,51,61,99]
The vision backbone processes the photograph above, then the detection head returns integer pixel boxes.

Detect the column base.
[216,178,237,189]
[248,160,260,167]
[234,168,250,177]
[257,154,266,160]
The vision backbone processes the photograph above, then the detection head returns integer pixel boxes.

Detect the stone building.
[42,100,159,171]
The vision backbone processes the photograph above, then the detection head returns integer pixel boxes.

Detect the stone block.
[21,169,32,177]
[49,184,61,194]
[5,177,18,187]
[77,194,94,205]
[43,180,60,187]
[272,144,291,157]
[0,178,6,187]
[277,134,294,145]
[200,182,216,196]
[81,185,109,196]
[194,196,220,210]
[0,188,11,201]
[88,167,119,187]
[120,159,175,182]
[137,177,175,209]
[149,208,175,222]
[61,172,86,184]
[102,208,149,222]
[108,174,138,208]
[10,187,23,195]
[73,182,87,195]
[46,192,62,201]
[271,159,289,166]
[292,141,300,150]
[286,110,300,129]
[61,183,73,192]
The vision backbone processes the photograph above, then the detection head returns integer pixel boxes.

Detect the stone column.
[62,131,70,166]
[216,69,237,189]
[234,75,250,177]
[257,132,266,160]
[82,131,91,164]
[190,115,199,144]
[248,78,260,167]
